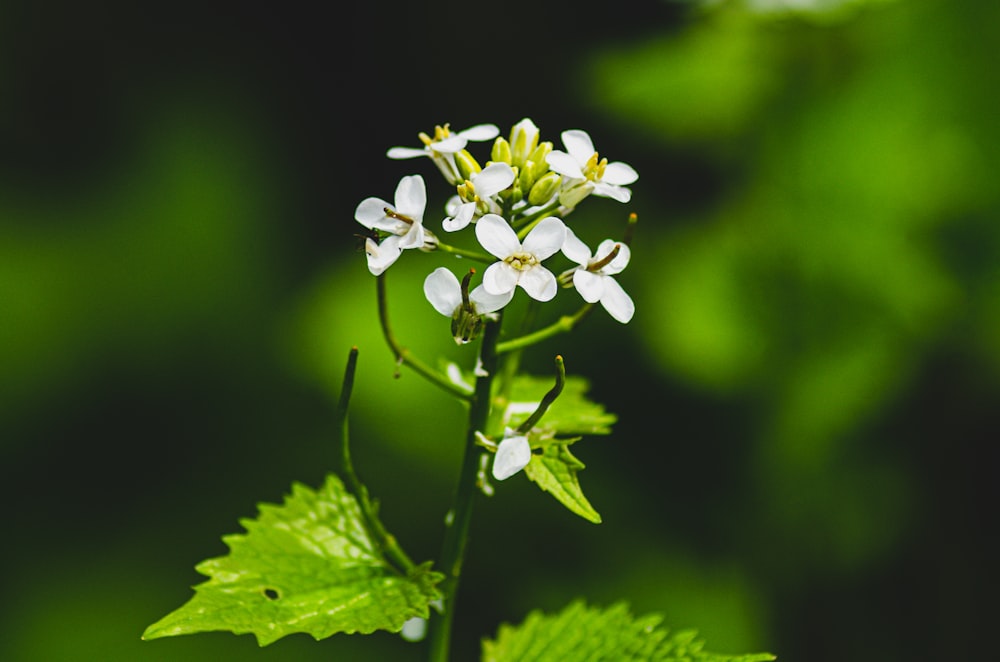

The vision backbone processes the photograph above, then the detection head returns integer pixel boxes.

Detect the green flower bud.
[528,172,562,206]
[509,118,539,169]
[558,181,593,209]
[491,137,512,164]
[454,149,482,182]
[526,142,553,180]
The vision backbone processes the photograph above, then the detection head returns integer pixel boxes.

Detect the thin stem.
[515,355,566,434]
[496,302,595,355]
[428,314,503,662]
[434,239,494,263]
[377,273,473,400]
[335,347,416,573]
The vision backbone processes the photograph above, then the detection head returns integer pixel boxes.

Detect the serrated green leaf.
[482,600,776,662]
[143,474,443,646]
[523,444,602,524]
[502,375,616,436]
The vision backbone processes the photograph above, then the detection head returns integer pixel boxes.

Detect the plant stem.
[335,347,416,573]
[377,273,473,400]
[427,314,503,662]
[495,303,595,354]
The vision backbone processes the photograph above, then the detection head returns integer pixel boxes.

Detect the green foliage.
[523,442,602,524]
[143,474,442,646]
[482,600,776,662]
[499,373,614,522]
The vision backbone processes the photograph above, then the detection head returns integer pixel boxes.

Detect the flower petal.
[474,162,516,197]
[482,261,519,295]
[366,235,402,276]
[545,151,585,179]
[596,239,630,274]
[423,268,462,316]
[573,269,604,303]
[458,124,500,142]
[355,197,392,228]
[592,181,631,203]
[492,435,531,480]
[602,161,639,185]
[470,284,514,313]
[561,129,596,163]
[518,265,558,301]
[561,227,593,266]
[522,217,566,260]
[475,214,521,259]
[599,276,634,323]
[397,223,425,250]
[442,202,476,232]
[430,134,466,153]
[386,146,427,159]
[394,175,426,220]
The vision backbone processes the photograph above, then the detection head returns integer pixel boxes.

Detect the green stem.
[377,273,473,400]
[512,200,562,236]
[428,314,503,662]
[496,303,595,354]
[335,347,415,573]
[515,355,566,434]
[434,239,494,263]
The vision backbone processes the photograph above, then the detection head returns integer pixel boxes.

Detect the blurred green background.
[2,0,996,660]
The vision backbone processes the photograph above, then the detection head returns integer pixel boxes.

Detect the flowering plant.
[144,119,774,662]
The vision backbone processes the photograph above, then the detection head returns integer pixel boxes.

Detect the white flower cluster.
[354,118,639,335]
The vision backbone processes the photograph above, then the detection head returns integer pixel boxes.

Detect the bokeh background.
[2,0,996,660]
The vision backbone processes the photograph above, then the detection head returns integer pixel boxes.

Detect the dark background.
[2,0,997,660]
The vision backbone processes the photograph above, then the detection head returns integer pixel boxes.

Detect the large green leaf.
[143,474,442,646]
[523,442,601,524]
[482,600,776,662]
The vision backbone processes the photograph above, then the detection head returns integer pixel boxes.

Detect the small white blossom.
[476,215,566,302]
[546,129,638,204]
[355,175,432,275]
[423,267,513,317]
[492,430,532,480]
[387,123,500,184]
[561,228,634,323]
[442,162,515,232]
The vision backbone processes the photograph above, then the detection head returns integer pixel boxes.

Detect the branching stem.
[377,273,473,400]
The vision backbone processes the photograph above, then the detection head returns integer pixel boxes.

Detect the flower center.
[504,251,538,271]
[418,124,452,147]
[582,152,608,182]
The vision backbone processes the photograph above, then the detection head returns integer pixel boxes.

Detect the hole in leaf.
[263,588,280,600]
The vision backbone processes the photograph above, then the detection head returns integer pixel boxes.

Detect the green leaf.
[523,443,602,524]
[482,600,776,662]
[502,374,616,436]
[143,474,443,646]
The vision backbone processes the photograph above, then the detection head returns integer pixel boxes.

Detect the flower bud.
[509,118,539,169]
[558,181,593,209]
[454,149,482,182]
[528,172,562,206]
[491,137,512,164]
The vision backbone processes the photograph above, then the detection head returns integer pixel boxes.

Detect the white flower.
[492,431,532,480]
[387,123,500,184]
[546,129,638,203]
[561,228,635,323]
[476,215,567,302]
[442,162,515,232]
[355,175,430,275]
[424,267,513,320]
